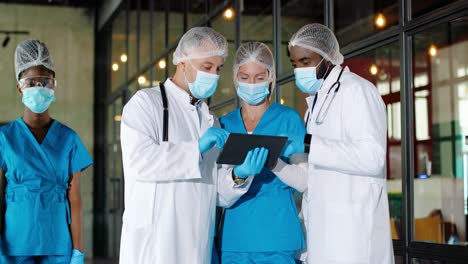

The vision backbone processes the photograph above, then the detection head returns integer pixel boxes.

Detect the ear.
[180,61,186,72]
[16,83,23,96]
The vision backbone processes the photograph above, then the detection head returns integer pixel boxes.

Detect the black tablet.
[216,133,288,168]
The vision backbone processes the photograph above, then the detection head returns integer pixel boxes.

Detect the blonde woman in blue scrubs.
[219,42,307,263]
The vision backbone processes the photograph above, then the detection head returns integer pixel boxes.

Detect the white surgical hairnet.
[288,23,344,65]
[15,39,55,80]
[233,42,276,89]
[173,27,228,65]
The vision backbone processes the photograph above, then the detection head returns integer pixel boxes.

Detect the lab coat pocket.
[125,182,156,230]
[325,202,370,263]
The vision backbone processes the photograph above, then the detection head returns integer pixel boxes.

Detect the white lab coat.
[119,79,253,264]
[305,66,394,264]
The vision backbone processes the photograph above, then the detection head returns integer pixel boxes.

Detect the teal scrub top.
[0,118,93,256]
[219,103,306,252]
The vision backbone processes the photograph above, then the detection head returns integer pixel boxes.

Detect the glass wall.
[334,0,398,46]
[96,0,468,261]
[411,17,468,246]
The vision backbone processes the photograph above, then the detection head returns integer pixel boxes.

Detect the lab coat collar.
[163,78,214,126]
[306,95,315,109]
[164,78,202,108]
[321,65,349,93]
[305,65,349,108]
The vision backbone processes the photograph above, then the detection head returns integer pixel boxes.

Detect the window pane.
[138,69,152,89]
[411,258,461,264]
[111,8,127,91]
[153,2,167,57]
[211,13,236,104]
[128,4,138,79]
[212,102,236,118]
[280,0,324,76]
[188,1,207,28]
[241,1,273,44]
[106,98,123,256]
[152,57,167,87]
[334,0,399,46]
[395,255,404,264]
[412,17,468,245]
[344,41,403,239]
[128,80,138,97]
[140,1,152,69]
[169,1,184,47]
[412,0,459,18]
[280,81,308,118]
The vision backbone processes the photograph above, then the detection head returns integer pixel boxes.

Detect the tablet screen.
[216,133,287,167]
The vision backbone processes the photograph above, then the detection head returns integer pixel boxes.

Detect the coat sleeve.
[309,79,387,177]
[216,164,254,208]
[120,90,202,182]
[272,155,308,192]
[272,109,308,192]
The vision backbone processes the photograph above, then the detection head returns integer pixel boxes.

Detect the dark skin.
[16,66,55,144]
[289,45,334,80]
[288,46,334,212]
[11,65,84,251]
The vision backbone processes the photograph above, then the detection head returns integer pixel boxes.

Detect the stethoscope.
[305,67,345,127]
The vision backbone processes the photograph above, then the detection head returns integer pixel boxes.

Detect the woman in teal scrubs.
[219,42,307,263]
[0,40,93,264]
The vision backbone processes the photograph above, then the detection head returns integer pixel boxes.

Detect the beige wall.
[0,3,95,255]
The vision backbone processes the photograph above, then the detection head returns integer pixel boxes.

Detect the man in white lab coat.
[288,24,395,264]
[119,27,268,264]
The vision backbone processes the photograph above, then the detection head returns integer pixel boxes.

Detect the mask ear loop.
[183,60,196,86]
[319,58,332,80]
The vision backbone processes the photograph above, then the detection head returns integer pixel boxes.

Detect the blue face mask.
[294,58,325,94]
[22,87,56,113]
[236,81,270,105]
[185,62,220,99]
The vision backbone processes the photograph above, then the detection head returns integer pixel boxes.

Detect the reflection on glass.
[280,0,324,76]
[168,2,184,47]
[210,12,236,103]
[334,0,398,46]
[213,102,236,118]
[153,59,167,87]
[188,1,207,28]
[344,41,402,239]
[395,255,404,264]
[412,0,458,18]
[138,69,152,89]
[241,1,273,43]
[128,81,138,97]
[412,259,443,264]
[280,81,308,118]
[140,1,153,69]
[128,5,138,80]
[412,17,468,245]
[111,9,127,91]
[106,98,123,256]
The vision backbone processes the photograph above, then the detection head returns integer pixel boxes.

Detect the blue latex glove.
[282,134,305,158]
[199,128,229,154]
[70,249,85,264]
[233,147,269,179]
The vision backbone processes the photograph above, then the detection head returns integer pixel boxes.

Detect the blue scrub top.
[219,103,306,252]
[0,118,93,256]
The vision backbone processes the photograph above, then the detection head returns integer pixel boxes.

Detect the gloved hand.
[70,249,85,264]
[233,147,269,179]
[198,128,229,154]
[282,134,305,158]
